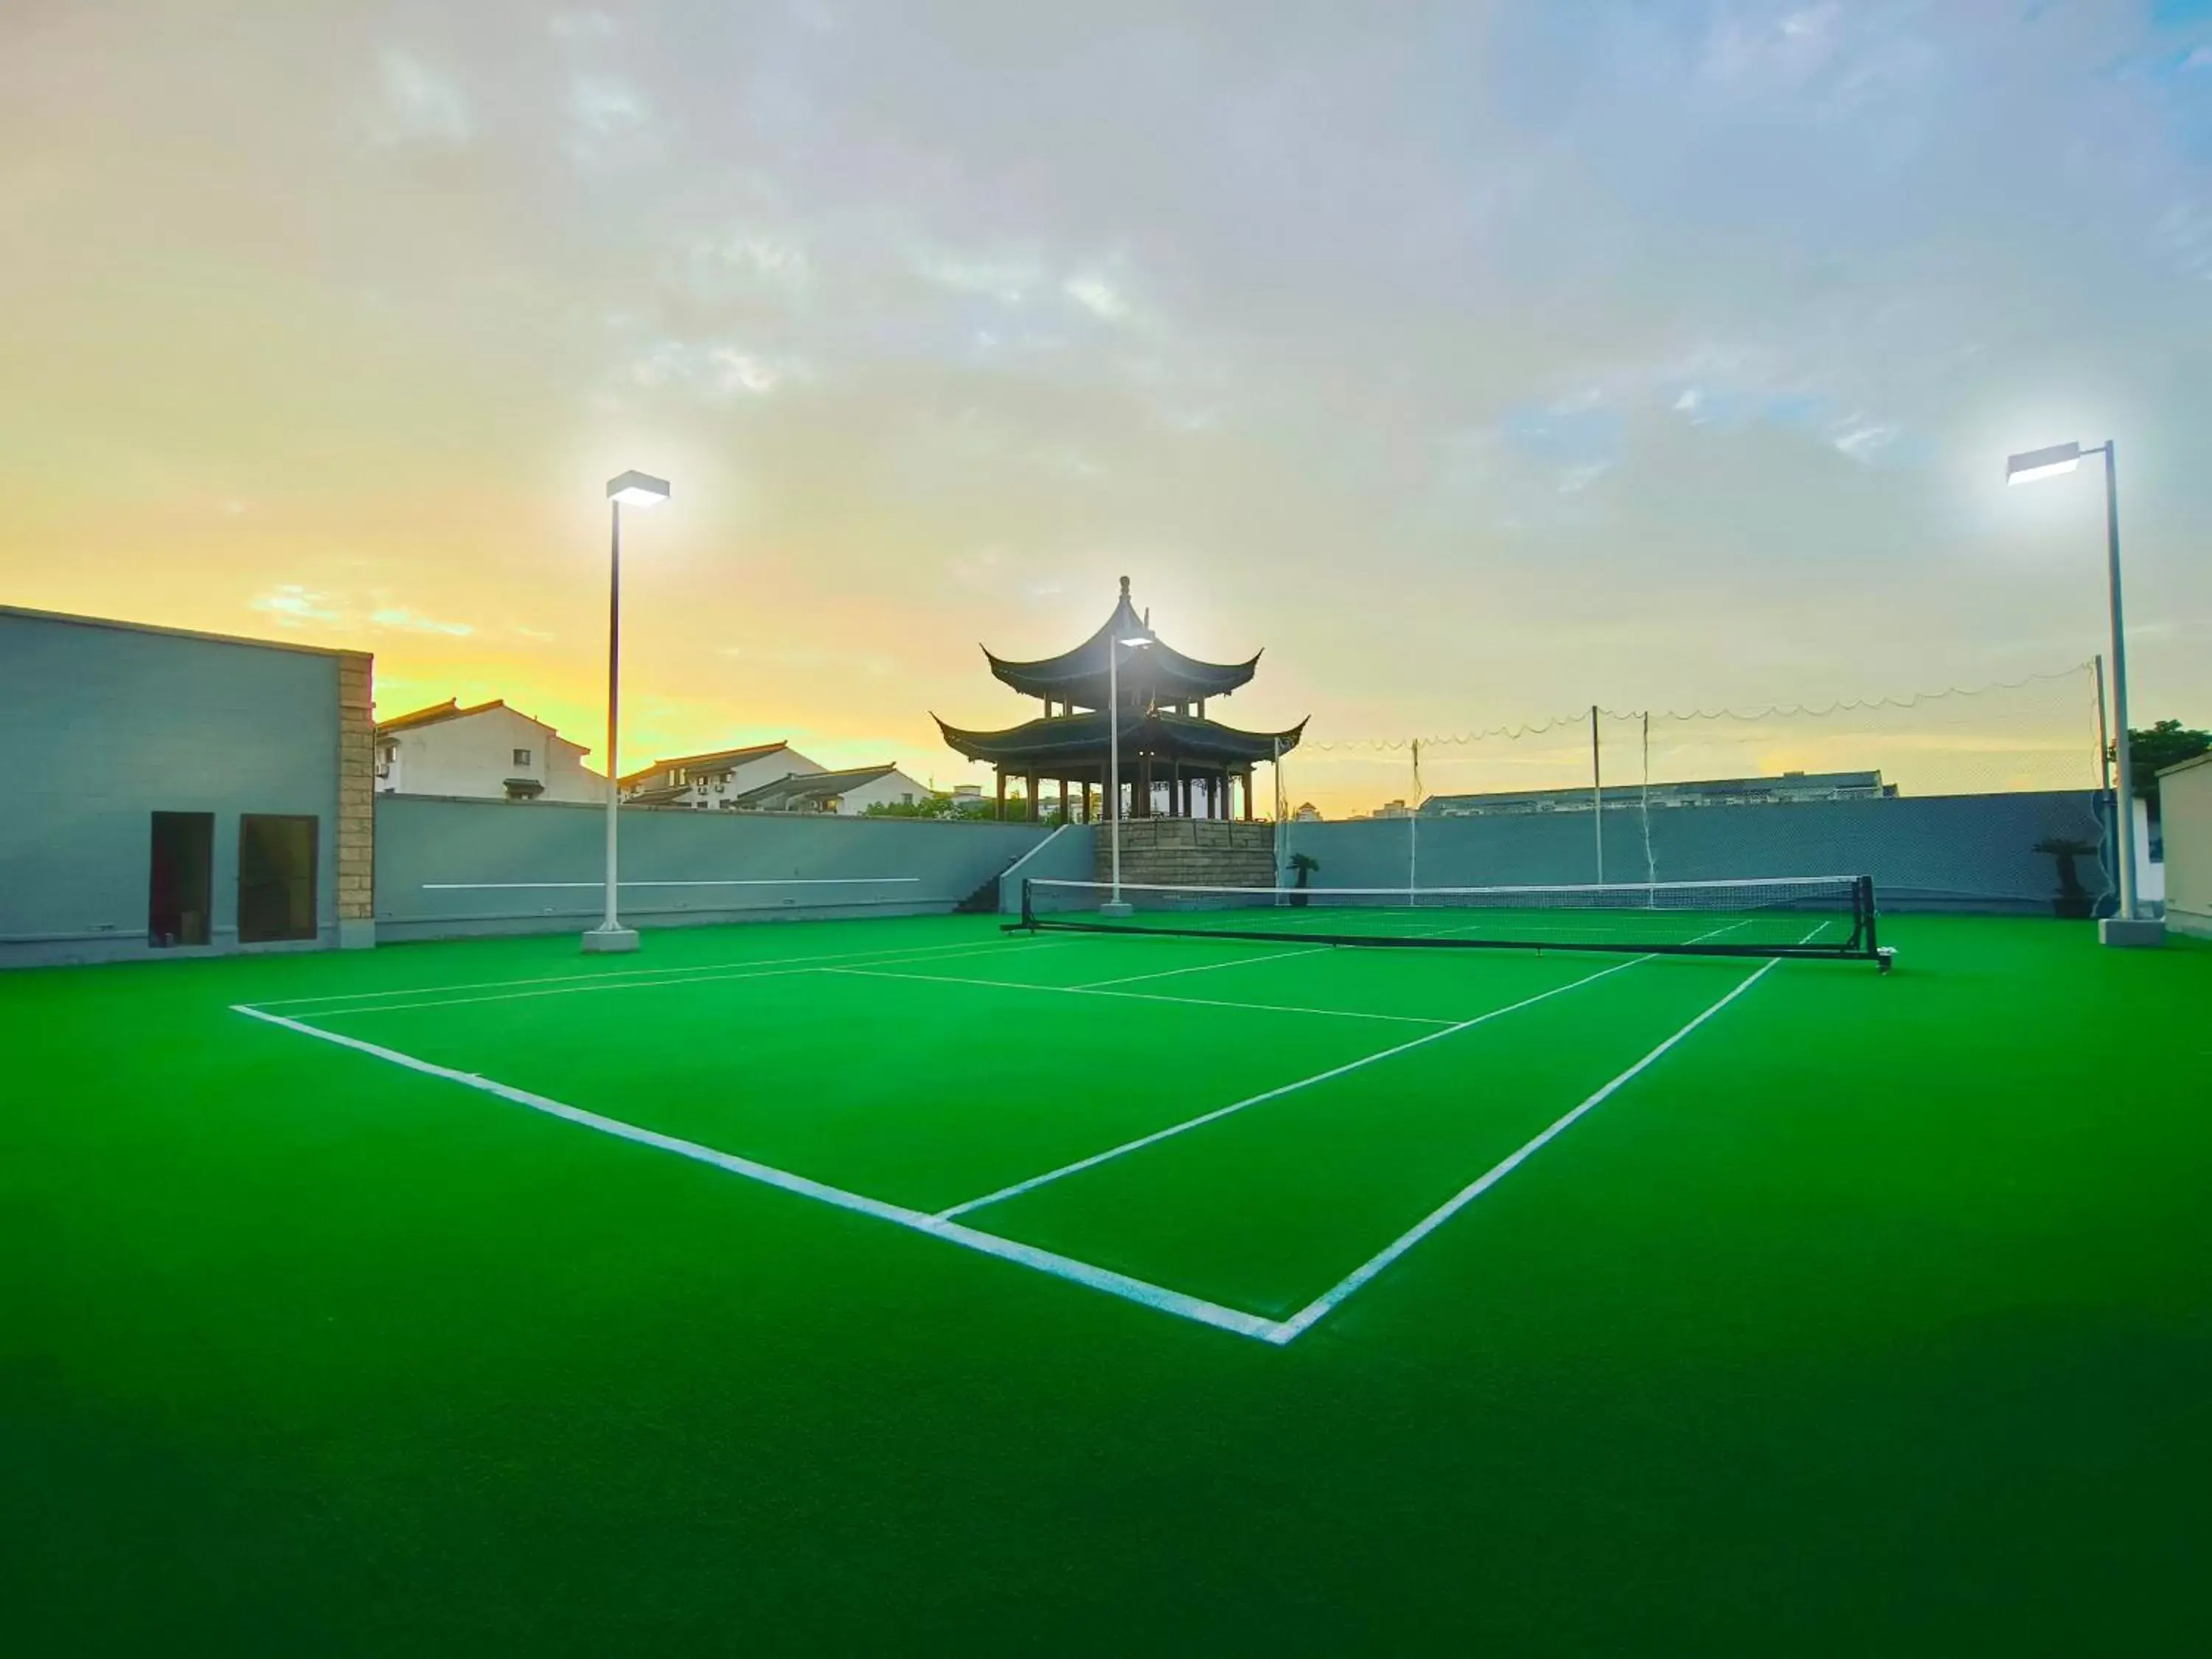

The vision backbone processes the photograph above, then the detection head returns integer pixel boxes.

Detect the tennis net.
[1017,874,1883,964]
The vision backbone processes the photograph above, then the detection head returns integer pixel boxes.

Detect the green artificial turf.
[3,914,2208,1655]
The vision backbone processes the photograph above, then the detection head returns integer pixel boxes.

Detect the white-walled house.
[731,764,933,815]
[375,699,600,802]
[620,742,825,808]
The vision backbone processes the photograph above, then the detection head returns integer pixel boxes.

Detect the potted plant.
[1288,852,1319,907]
[2033,836,2098,919]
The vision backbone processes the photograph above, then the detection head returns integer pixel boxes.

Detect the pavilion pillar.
[1026,771,1039,822]
[1058,777,1068,822]
[1242,768,1253,821]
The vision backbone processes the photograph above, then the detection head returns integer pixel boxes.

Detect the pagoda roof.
[983,577,1259,706]
[933,709,1306,774]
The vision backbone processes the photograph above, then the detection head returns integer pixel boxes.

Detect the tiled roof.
[375,698,587,752]
[617,741,790,789]
[730,764,902,807]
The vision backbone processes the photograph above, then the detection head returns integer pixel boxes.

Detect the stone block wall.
[335,651,376,936]
[1096,818,1278,890]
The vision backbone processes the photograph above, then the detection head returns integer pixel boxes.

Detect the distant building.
[1422,769,1896,817]
[1368,800,1414,819]
[619,742,824,808]
[731,764,933,815]
[1292,801,1322,822]
[375,698,599,802]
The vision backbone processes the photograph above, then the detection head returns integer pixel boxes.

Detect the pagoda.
[935,577,1306,822]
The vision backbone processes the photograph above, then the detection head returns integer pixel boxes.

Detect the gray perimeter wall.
[1286,790,2112,914]
[375,794,1050,940]
[0,611,342,968]
[996,823,1097,914]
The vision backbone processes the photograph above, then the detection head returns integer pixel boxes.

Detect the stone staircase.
[1097,818,1277,891]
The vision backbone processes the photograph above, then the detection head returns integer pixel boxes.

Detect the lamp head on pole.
[2005,442,2083,487]
[607,470,672,507]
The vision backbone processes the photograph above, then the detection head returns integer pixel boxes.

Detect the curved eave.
[933,711,1306,768]
[980,587,1262,703]
[984,644,1261,705]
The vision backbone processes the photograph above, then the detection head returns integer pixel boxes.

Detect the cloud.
[566,76,658,164]
[369,51,473,148]
[1829,420,1902,464]
[251,585,342,625]
[624,338,809,397]
[911,250,1044,306]
[1065,274,1132,323]
[369,606,473,636]
[248,587,472,637]
[550,10,618,42]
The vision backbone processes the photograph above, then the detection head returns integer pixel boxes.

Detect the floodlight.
[2006,442,2082,486]
[1998,434,2152,938]
[606,470,672,507]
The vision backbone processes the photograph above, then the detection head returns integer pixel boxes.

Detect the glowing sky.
[2,1,2207,812]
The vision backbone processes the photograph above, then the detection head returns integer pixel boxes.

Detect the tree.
[2120,720,2210,799]
[863,793,964,819]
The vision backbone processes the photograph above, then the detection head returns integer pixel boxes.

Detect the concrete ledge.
[337,919,378,951]
[2098,918,2165,949]
[581,926,641,954]
[2162,910,2211,942]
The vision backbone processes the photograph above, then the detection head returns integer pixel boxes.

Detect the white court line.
[232,1006,1281,1343]
[1078,944,1334,990]
[248,934,1057,1010]
[421,877,920,890]
[272,939,1074,1019]
[822,965,1453,1027]
[1268,951,1788,1344]
[933,955,1646,1221]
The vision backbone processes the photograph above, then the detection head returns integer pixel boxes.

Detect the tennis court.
[7,908,2209,1652]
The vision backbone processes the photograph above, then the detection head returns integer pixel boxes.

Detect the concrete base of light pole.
[2098,917,2163,949]
[581,925,640,954]
[1099,902,1134,919]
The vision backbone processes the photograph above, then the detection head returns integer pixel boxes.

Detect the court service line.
[821,966,1453,1027]
[230,1006,1283,1343]
[246,934,1065,1010]
[932,955,1647,1222]
[420,877,919,891]
[1267,936,1801,1343]
[1077,945,1335,990]
[267,939,1075,1019]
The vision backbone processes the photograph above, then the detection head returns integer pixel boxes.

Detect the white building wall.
[831,768,931,815]
[667,748,824,807]
[380,706,598,802]
[2160,757,2211,940]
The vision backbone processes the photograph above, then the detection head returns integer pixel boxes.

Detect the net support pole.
[601,499,623,933]
[1108,642,1122,902]
[1590,705,1604,886]
[2093,653,2111,793]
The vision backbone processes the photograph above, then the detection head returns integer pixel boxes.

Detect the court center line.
[271,939,1075,1018]
[821,965,1453,1026]
[1267,951,1787,1344]
[246,933,1066,1010]
[231,1005,1286,1343]
[1077,945,1335,990]
[932,954,1647,1221]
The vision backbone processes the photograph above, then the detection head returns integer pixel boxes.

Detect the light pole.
[1102,634,1151,917]
[582,468,670,954]
[2006,439,2154,945]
